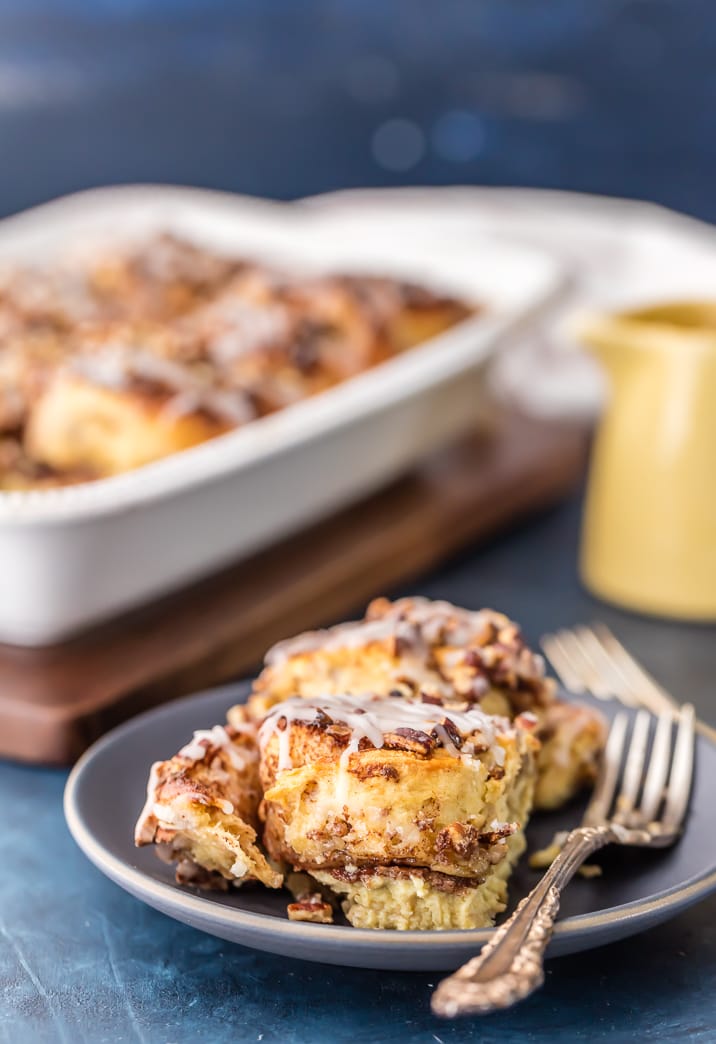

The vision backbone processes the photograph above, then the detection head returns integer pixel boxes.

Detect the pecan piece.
[287,896,334,924]
[437,716,463,749]
[477,822,517,846]
[350,761,400,782]
[435,822,481,860]
[383,728,436,755]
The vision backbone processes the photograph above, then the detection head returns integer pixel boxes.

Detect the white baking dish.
[0,186,564,645]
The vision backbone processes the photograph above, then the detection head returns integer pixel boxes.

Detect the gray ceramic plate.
[64,682,716,971]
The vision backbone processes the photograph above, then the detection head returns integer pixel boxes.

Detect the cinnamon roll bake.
[258,692,538,930]
[135,597,606,931]
[0,233,472,486]
[250,596,606,811]
[135,707,281,890]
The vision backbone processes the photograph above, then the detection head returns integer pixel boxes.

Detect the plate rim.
[63,682,716,955]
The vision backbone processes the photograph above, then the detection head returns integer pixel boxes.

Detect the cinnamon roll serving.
[251,596,606,810]
[134,709,281,891]
[134,597,606,931]
[257,692,539,930]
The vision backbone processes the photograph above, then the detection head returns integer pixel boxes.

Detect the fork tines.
[586,705,695,838]
[541,623,678,717]
[541,622,696,835]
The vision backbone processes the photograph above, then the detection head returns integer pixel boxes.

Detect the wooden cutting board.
[0,410,588,765]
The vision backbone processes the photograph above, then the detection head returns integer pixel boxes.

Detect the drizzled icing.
[258,692,512,773]
[264,598,500,667]
[72,346,189,391]
[160,386,254,425]
[179,724,257,772]
[198,298,291,364]
[262,597,548,701]
[70,344,254,424]
[134,761,162,844]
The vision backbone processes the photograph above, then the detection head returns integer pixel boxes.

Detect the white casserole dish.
[0,185,564,645]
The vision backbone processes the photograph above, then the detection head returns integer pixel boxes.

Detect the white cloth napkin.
[302,187,716,420]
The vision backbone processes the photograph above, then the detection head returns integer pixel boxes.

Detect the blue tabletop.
[3,496,716,1043]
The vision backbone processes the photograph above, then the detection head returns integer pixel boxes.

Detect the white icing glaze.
[258,692,512,773]
[72,344,255,424]
[72,345,190,391]
[230,854,249,877]
[134,761,162,844]
[265,616,417,666]
[264,598,501,667]
[201,298,291,364]
[160,386,255,425]
[179,724,256,772]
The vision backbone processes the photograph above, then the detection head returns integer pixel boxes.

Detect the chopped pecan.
[415,797,439,831]
[307,815,351,840]
[393,675,420,694]
[350,761,400,782]
[384,728,436,756]
[420,692,444,705]
[477,822,517,845]
[287,896,334,923]
[437,716,463,749]
[435,822,481,859]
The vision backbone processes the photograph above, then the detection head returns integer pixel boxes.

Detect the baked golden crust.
[25,357,245,476]
[257,691,537,929]
[133,686,539,930]
[250,596,553,714]
[86,232,242,322]
[0,234,473,487]
[249,596,605,810]
[134,717,282,890]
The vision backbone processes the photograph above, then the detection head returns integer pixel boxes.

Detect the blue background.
[0,0,713,218]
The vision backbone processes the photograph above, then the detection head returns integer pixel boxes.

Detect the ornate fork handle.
[432,825,615,1018]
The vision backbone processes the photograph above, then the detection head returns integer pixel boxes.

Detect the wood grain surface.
[0,410,588,765]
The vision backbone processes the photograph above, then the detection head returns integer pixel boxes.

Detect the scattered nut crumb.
[287,895,334,923]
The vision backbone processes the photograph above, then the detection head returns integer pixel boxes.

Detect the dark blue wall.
[0,1,713,220]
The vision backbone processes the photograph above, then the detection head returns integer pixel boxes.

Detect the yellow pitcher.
[578,301,716,620]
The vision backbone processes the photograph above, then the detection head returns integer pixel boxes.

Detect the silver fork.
[431,703,695,1018]
[533,621,681,864]
[541,622,679,716]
